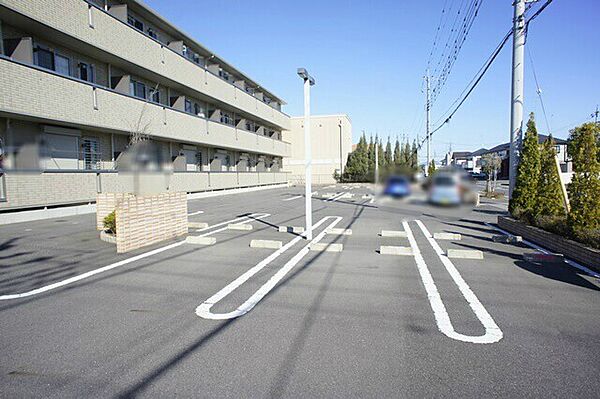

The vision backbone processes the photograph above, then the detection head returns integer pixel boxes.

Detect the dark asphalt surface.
[0,184,598,398]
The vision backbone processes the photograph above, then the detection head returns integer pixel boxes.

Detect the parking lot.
[1,184,599,398]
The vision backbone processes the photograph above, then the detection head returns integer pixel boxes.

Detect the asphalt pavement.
[0,183,598,398]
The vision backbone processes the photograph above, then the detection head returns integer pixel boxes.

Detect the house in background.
[480,134,571,182]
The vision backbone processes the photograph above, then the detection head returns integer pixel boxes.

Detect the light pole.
[297,68,315,240]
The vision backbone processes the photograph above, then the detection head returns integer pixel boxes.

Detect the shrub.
[535,135,566,217]
[510,113,540,215]
[567,122,600,232]
[103,210,116,235]
[571,228,600,250]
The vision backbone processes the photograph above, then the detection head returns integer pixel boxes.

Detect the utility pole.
[592,105,599,124]
[374,137,379,185]
[338,120,343,183]
[509,0,528,199]
[425,71,431,177]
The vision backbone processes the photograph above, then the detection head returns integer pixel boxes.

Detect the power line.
[418,0,556,151]
[527,46,552,134]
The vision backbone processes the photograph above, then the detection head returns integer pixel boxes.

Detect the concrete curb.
[326,228,352,236]
[186,236,217,245]
[228,224,253,231]
[380,230,407,238]
[188,222,209,229]
[433,232,461,240]
[309,243,343,252]
[278,226,305,233]
[447,249,483,259]
[379,246,413,255]
[523,252,564,264]
[250,239,283,249]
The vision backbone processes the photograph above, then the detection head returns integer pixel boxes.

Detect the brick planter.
[498,216,600,272]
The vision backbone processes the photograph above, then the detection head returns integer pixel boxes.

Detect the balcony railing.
[84,0,288,115]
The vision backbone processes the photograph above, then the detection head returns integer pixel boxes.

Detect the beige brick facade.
[115,191,187,253]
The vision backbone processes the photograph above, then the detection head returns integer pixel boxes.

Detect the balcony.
[0,0,290,131]
[0,57,290,157]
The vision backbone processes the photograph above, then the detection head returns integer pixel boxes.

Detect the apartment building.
[282,115,352,185]
[0,0,291,210]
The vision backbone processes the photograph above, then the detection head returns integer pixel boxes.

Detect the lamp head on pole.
[297,67,315,86]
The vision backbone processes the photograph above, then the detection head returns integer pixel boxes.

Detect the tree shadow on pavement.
[454,242,600,292]
[116,198,366,398]
[513,260,600,291]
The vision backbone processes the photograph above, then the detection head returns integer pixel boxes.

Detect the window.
[554,145,561,154]
[127,15,144,31]
[130,80,146,99]
[185,99,193,114]
[194,103,205,117]
[245,120,255,132]
[149,88,160,104]
[245,86,254,95]
[221,112,233,125]
[55,54,70,76]
[34,47,54,70]
[147,28,158,40]
[82,137,100,170]
[219,69,230,81]
[78,62,95,83]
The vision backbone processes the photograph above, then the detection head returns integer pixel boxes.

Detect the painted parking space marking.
[325,192,348,202]
[196,216,342,320]
[484,222,600,279]
[404,220,503,344]
[188,210,204,216]
[0,213,270,301]
[282,195,303,202]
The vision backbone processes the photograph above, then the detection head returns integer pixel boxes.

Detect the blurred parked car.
[428,171,479,206]
[383,175,411,198]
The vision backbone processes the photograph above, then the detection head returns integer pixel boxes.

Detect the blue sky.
[144,0,599,161]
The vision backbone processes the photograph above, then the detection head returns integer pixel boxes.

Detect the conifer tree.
[535,135,565,217]
[411,140,418,170]
[394,139,401,165]
[568,122,600,231]
[384,138,393,168]
[402,141,411,166]
[427,160,436,176]
[509,113,541,216]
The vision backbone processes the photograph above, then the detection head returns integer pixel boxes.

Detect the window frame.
[127,15,144,32]
[34,45,55,71]
[54,53,71,76]
[129,79,146,99]
[77,61,95,83]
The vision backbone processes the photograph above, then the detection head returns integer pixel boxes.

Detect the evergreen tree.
[427,160,436,176]
[393,139,401,165]
[402,141,411,166]
[568,122,600,231]
[535,135,565,217]
[343,133,370,182]
[411,140,418,170]
[509,113,541,216]
[384,138,393,168]
[378,139,385,169]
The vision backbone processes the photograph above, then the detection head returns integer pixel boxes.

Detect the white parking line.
[196,216,342,320]
[404,220,503,344]
[325,192,347,202]
[196,213,269,233]
[484,222,600,279]
[282,195,303,202]
[188,210,204,216]
[0,213,270,301]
